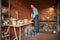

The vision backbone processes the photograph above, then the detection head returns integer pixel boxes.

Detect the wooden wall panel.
[10,0,55,20]
[10,0,31,20]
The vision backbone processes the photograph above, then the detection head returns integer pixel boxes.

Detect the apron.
[34,15,39,35]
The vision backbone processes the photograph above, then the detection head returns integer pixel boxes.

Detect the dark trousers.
[34,15,39,35]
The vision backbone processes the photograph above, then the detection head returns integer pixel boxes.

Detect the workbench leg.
[19,27,21,40]
[13,27,18,40]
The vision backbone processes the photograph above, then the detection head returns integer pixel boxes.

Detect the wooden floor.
[22,33,60,40]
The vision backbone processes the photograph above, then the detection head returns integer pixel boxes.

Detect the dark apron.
[34,15,39,35]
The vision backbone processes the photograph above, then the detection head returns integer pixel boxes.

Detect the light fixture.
[46,17,50,19]
[48,7,54,12]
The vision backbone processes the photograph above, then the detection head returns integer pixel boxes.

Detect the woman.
[31,4,39,36]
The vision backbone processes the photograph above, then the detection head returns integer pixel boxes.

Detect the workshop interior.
[1,0,60,40]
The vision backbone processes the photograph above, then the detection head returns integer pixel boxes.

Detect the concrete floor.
[22,33,60,40]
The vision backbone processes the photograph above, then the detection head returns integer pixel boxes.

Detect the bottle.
[27,26,32,37]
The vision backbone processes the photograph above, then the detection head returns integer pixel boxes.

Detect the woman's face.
[30,4,34,8]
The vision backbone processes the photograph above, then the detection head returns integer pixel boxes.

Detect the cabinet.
[2,0,10,40]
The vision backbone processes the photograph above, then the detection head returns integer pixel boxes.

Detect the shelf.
[2,34,10,38]
[2,13,8,15]
[39,20,60,22]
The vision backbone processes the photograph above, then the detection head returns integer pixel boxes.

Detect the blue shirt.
[31,8,38,18]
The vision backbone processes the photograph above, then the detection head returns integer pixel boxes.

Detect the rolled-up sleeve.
[31,12,33,18]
